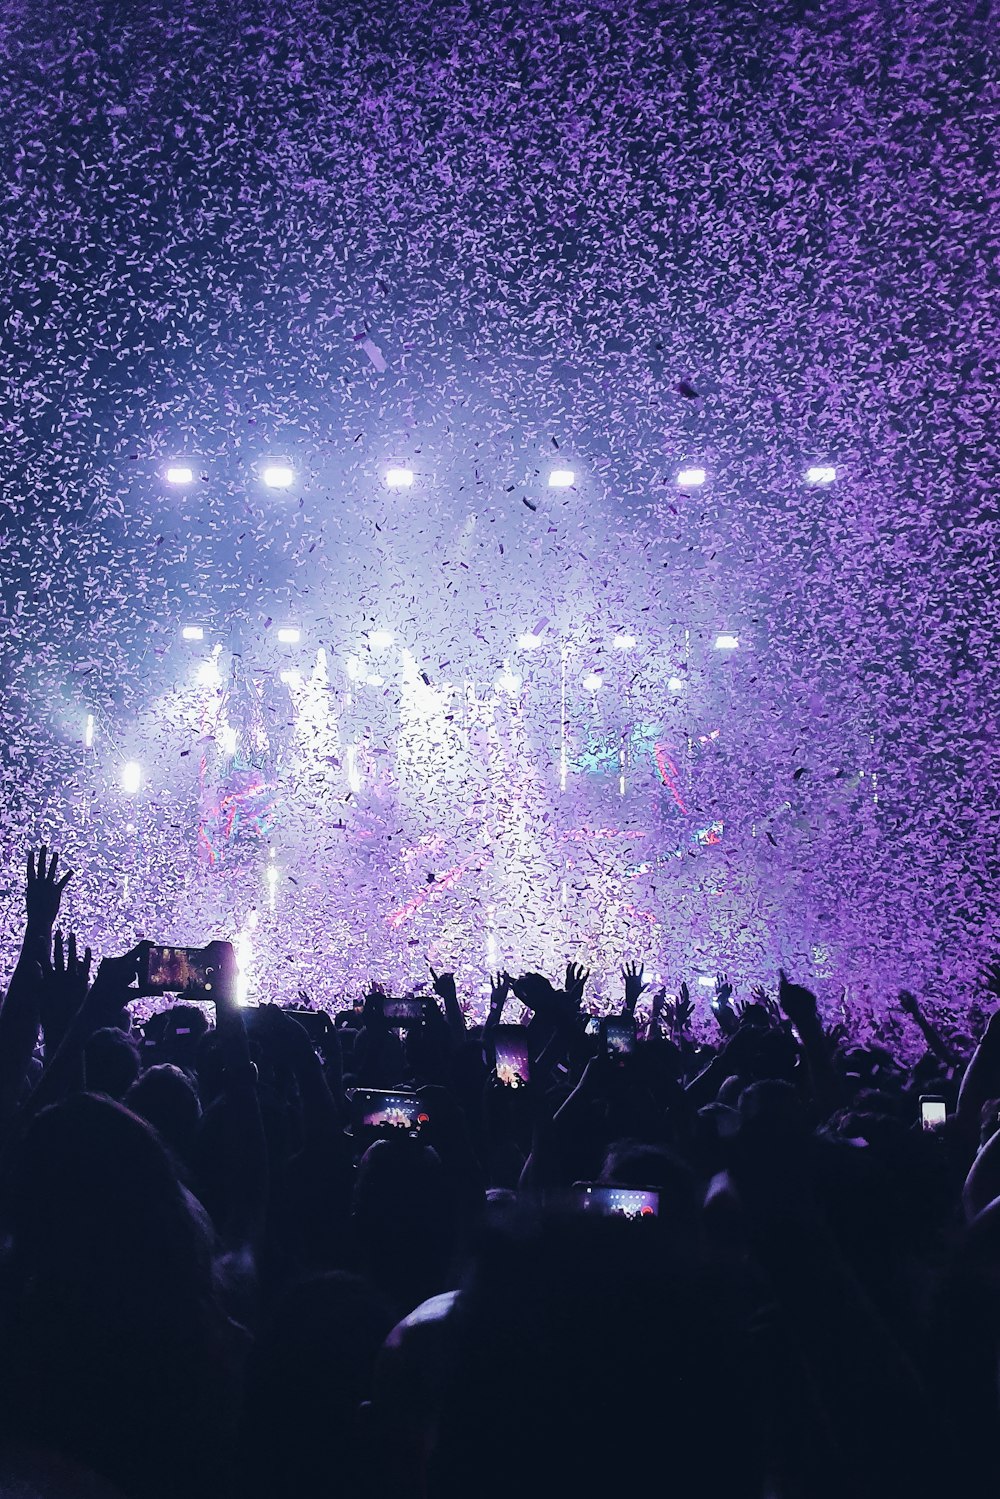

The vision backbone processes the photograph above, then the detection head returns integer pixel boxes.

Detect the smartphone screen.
[382,997,427,1027]
[353,1090,428,1137]
[584,1015,601,1037]
[494,1025,530,1088]
[573,1184,659,1219]
[601,1017,636,1063]
[920,1097,947,1132]
[142,944,217,998]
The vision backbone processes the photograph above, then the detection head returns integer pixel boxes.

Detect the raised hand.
[84,944,143,1027]
[898,989,921,1020]
[490,971,511,1014]
[25,846,73,933]
[673,981,694,1034]
[565,962,591,1007]
[40,929,92,1041]
[621,959,649,1014]
[778,969,819,1030]
[430,966,458,1005]
[714,972,733,1007]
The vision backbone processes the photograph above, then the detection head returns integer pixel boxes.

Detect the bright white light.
[196,658,223,688]
[276,626,301,645]
[261,463,295,489]
[165,464,194,485]
[279,669,303,688]
[667,675,686,692]
[235,934,253,1004]
[181,624,204,642]
[613,633,637,650]
[496,665,521,694]
[696,975,715,988]
[84,713,95,748]
[121,761,142,795]
[582,672,603,692]
[385,466,414,488]
[266,865,279,887]
[367,628,395,650]
[548,468,575,488]
[714,633,740,650]
[677,467,706,487]
[346,745,361,792]
[366,674,385,687]
[220,725,238,755]
[806,465,837,485]
[518,632,544,650]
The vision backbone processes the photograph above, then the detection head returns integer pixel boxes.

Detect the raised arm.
[0,847,74,1123]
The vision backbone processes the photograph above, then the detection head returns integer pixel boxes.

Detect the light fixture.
[676,467,706,487]
[714,634,739,650]
[165,464,194,485]
[181,624,204,642]
[276,626,301,645]
[548,468,575,488]
[121,761,142,795]
[385,466,414,488]
[367,628,395,650]
[261,463,295,489]
[613,633,637,650]
[196,659,223,688]
[806,465,837,484]
[518,632,544,650]
[582,671,603,692]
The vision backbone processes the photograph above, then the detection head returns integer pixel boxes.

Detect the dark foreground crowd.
[0,847,997,1499]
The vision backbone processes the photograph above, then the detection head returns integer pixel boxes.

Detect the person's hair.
[83,1026,141,1099]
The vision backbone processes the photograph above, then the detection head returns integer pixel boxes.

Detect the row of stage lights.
[160,461,839,490]
[177,621,741,691]
[85,618,740,795]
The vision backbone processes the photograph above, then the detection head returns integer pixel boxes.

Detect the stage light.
[806,465,837,484]
[261,463,294,489]
[518,632,544,650]
[220,725,238,755]
[613,633,637,650]
[385,466,414,488]
[496,665,521,694]
[366,674,385,687]
[367,628,395,650]
[165,464,194,485]
[696,975,715,988]
[196,658,222,688]
[677,466,706,487]
[181,624,204,642]
[667,675,686,691]
[582,671,603,692]
[714,633,739,650]
[548,468,575,487]
[121,761,142,794]
[276,626,301,645]
[84,713,95,748]
[279,669,303,688]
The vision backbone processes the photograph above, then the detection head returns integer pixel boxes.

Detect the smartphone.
[138,943,220,999]
[583,1015,601,1037]
[572,1183,659,1219]
[381,997,428,1028]
[600,1017,636,1063]
[351,1089,428,1139]
[920,1096,947,1132]
[494,1025,530,1088]
[283,1009,332,1046]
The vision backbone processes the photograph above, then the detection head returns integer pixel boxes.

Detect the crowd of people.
[0,846,996,1498]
